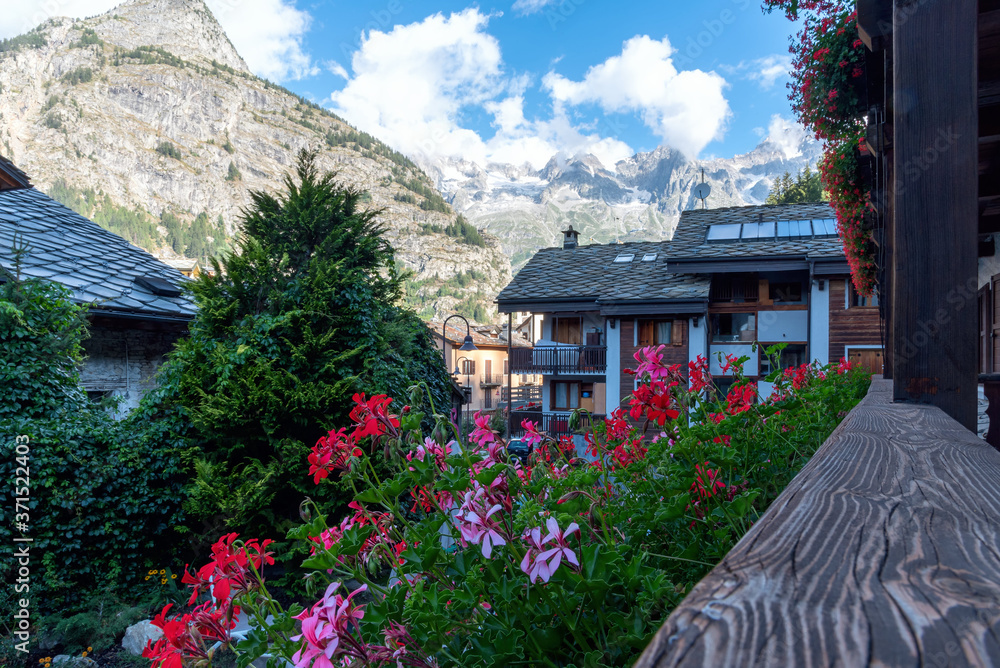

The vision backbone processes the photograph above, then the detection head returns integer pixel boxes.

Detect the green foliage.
[156,141,182,160]
[42,113,63,130]
[226,161,241,181]
[0,32,46,55]
[324,127,421,173]
[70,28,103,48]
[113,45,185,68]
[61,66,93,86]
[147,149,454,547]
[0,269,88,420]
[395,177,451,213]
[765,165,827,205]
[221,137,235,154]
[0,276,190,614]
[418,215,486,247]
[47,179,162,251]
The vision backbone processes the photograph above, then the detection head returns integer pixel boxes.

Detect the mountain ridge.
[0,0,510,322]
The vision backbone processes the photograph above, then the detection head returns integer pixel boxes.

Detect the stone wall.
[80,324,183,413]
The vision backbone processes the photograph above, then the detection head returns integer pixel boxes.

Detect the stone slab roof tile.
[0,188,194,321]
[498,203,846,308]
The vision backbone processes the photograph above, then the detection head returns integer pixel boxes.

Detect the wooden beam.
[634,380,1000,667]
[857,0,893,50]
[891,0,979,430]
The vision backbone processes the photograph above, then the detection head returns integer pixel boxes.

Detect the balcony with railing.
[480,373,503,388]
[508,410,605,438]
[502,385,542,404]
[510,345,607,375]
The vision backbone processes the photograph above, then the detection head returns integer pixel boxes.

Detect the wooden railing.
[509,346,607,375]
[634,378,1000,666]
[508,411,604,437]
[503,385,542,403]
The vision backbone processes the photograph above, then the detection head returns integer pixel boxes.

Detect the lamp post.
[443,315,478,436]
[454,355,473,433]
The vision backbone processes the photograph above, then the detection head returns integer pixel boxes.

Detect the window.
[706,223,742,241]
[641,253,658,262]
[552,381,581,410]
[637,320,684,346]
[503,358,509,375]
[760,344,808,376]
[850,284,879,307]
[613,254,635,263]
[553,316,582,344]
[711,313,756,342]
[710,275,759,302]
[769,281,804,303]
[461,359,476,375]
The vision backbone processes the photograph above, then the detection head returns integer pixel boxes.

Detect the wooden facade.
[828,278,882,371]
[619,318,689,404]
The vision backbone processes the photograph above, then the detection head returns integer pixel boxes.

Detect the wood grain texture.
[634,379,1000,667]
[828,278,882,363]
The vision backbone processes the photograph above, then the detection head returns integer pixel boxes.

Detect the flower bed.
[143,347,870,667]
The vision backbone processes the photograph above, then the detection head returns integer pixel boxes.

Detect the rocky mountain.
[0,0,511,323]
[425,137,824,269]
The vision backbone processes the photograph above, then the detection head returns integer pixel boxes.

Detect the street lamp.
[443,314,479,356]
[454,355,473,431]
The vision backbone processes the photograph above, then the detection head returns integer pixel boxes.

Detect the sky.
[1,0,808,170]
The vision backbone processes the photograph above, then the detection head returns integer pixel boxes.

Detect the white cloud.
[542,35,731,159]
[746,54,792,90]
[206,0,318,81]
[0,0,118,38]
[722,54,792,90]
[511,0,560,15]
[765,114,808,158]
[0,0,318,83]
[329,9,637,170]
[324,60,349,79]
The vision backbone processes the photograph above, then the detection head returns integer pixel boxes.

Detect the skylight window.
[613,253,635,263]
[812,218,838,237]
[641,253,658,262]
[706,223,742,241]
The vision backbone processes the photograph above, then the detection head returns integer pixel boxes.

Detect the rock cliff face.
[426,138,824,270]
[0,0,511,322]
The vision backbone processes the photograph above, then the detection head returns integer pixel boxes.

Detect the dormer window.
[613,253,635,263]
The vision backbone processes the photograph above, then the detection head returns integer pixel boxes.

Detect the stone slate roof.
[497,240,711,305]
[497,202,844,309]
[0,155,31,189]
[0,188,195,320]
[430,321,533,348]
[670,202,843,259]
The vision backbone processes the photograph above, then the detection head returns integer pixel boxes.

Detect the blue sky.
[2,0,807,168]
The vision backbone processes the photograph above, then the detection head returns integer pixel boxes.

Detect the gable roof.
[0,188,195,321]
[0,155,31,190]
[496,202,845,313]
[669,202,843,259]
[497,240,710,307]
[429,321,533,348]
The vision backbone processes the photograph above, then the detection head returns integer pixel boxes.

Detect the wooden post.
[891,0,979,430]
[506,311,513,439]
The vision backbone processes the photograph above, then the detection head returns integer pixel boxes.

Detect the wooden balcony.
[508,410,604,437]
[635,378,1000,666]
[510,345,607,375]
[502,385,542,404]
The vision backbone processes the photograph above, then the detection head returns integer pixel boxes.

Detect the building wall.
[828,278,882,362]
[619,317,689,403]
[444,341,538,412]
[80,325,183,413]
[810,279,831,365]
[606,318,622,412]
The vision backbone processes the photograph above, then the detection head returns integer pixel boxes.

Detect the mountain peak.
[87,0,248,73]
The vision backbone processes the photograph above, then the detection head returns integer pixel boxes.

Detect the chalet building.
[430,321,540,413]
[0,156,194,412]
[496,202,882,436]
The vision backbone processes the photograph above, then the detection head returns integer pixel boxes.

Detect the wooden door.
[485,359,492,383]
[848,348,884,375]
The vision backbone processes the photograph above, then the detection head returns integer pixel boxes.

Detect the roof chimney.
[562,225,580,249]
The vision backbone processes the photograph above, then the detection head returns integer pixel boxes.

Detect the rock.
[52,656,96,668]
[121,620,163,656]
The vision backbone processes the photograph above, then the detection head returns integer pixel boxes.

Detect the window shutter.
[672,320,685,346]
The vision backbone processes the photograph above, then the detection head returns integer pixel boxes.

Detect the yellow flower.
[144,576,150,581]
[81,652,88,658]
[160,579,167,585]
[159,569,166,575]
[87,648,92,652]
[171,574,177,579]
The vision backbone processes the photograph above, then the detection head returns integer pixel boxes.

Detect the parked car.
[506,438,532,464]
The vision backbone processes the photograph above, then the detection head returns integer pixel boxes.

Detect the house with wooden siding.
[496,202,882,436]
[0,155,194,412]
